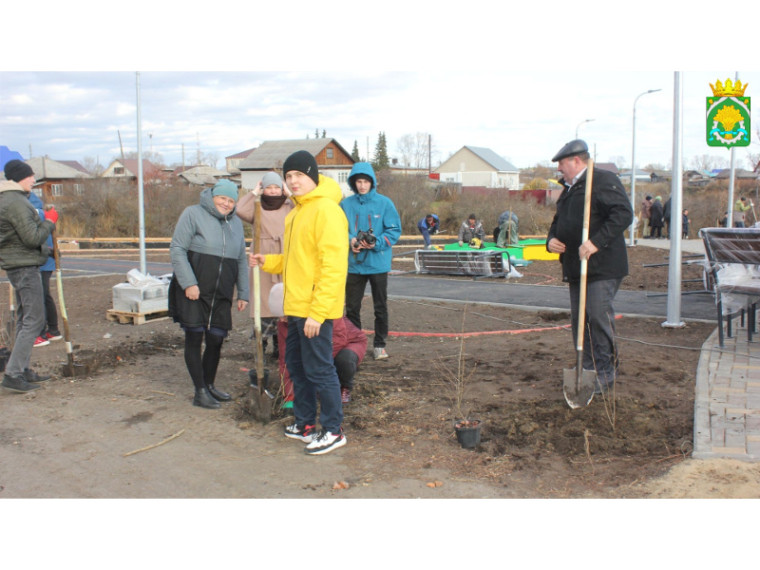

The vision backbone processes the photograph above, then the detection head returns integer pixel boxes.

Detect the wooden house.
[238,139,355,195]
[23,157,93,201]
[101,158,166,184]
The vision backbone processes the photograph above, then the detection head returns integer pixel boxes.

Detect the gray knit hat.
[261,172,283,190]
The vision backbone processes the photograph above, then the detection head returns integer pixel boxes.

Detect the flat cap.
[551,139,588,162]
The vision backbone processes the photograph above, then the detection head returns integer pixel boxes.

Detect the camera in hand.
[355,229,377,247]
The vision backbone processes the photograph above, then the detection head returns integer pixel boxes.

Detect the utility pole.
[726,71,740,228]
[118,130,125,163]
[663,71,684,329]
[428,134,432,174]
[135,72,147,275]
[629,88,662,246]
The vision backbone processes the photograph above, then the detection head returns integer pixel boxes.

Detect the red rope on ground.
[361,315,622,338]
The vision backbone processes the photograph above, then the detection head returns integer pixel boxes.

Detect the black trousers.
[345,272,388,349]
[40,270,59,334]
[334,348,359,390]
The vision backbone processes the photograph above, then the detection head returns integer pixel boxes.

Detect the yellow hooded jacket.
[262,174,348,323]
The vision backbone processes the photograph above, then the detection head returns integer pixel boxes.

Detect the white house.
[436,146,520,189]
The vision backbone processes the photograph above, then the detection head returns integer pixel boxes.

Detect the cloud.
[0,70,757,172]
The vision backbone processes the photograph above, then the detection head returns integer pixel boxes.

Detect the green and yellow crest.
[707,78,751,148]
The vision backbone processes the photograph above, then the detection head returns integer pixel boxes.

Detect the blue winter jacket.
[340,162,401,275]
[28,192,56,272]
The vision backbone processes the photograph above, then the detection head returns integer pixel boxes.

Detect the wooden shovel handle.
[576,159,594,351]
[252,200,265,384]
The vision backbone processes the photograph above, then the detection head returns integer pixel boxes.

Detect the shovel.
[249,198,273,423]
[51,229,87,377]
[563,159,597,409]
[6,283,16,350]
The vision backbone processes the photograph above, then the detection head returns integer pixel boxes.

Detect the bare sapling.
[434,304,478,425]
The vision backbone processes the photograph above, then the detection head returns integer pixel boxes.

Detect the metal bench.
[413,248,511,278]
[700,227,760,347]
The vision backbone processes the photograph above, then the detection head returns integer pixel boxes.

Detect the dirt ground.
[1,244,759,500]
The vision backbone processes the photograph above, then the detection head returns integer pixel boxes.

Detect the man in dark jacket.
[0,160,58,393]
[546,140,633,395]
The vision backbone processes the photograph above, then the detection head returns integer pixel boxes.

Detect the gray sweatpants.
[568,277,622,386]
[6,266,45,377]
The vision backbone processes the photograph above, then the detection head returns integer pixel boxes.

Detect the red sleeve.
[277,319,289,382]
[342,317,368,364]
[332,316,348,357]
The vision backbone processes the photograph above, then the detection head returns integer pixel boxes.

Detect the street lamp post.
[629,89,662,246]
[575,118,595,139]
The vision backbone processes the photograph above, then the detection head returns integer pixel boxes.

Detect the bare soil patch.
[1,245,756,498]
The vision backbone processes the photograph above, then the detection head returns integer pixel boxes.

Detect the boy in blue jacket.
[340,163,401,360]
[28,192,61,347]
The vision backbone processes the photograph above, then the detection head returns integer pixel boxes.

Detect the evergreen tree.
[351,140,361,162]
[322,130,327,138]
[372,131,390,171]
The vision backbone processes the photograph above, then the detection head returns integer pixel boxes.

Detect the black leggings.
[184,330,224,390]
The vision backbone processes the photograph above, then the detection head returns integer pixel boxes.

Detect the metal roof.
[238,139,349,170]
[464,146,519,173]
[26,157,92,179]
[178,165,231,186]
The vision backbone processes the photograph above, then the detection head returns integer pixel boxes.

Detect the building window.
[32,188,43,198]
[114,166,124,175]
[326,148,334,159]
[51,184,63,196]
[74,184,84,195]
[338,171,347,183]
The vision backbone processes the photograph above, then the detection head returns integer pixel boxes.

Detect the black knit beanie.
[282,150,319,186]
[4,159,34,183]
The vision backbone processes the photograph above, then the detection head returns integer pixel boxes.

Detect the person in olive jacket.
[0,160,58,393]
[546,140,633,395]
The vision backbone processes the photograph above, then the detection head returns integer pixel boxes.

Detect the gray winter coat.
[169,187,249,331]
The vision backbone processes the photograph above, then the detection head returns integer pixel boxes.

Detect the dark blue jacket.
[28,192,55,272]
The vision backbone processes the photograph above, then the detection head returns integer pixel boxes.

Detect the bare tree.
[396,132,437,170]
[82,156,104,176]
[689,154,729,172]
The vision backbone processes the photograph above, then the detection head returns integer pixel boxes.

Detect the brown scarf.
[261,194,288,211]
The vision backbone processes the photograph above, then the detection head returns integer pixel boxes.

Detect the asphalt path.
[387,275,715,321]
[18,256,715,322]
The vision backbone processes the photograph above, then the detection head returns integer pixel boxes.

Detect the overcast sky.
[2,4,757,173]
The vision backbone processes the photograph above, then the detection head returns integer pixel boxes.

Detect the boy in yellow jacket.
[250,150,349,455]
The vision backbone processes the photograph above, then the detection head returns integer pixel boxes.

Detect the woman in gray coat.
[169,179,249,409]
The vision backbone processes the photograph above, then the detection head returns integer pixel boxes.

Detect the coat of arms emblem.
[706,78,751,148]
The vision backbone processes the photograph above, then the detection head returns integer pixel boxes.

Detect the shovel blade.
[562,367,596,409]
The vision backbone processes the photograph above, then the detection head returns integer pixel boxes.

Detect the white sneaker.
[284,423,317,443]
[304,429,347,455]
[373,347,388,360]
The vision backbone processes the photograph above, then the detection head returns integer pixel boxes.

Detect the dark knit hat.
[4,159,34,183]
[282,150,319,186]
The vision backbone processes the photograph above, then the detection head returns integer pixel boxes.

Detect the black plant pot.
[454,419,482,449]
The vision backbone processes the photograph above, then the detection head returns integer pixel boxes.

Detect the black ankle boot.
[193,388,221,409]
[207,384,231,402]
